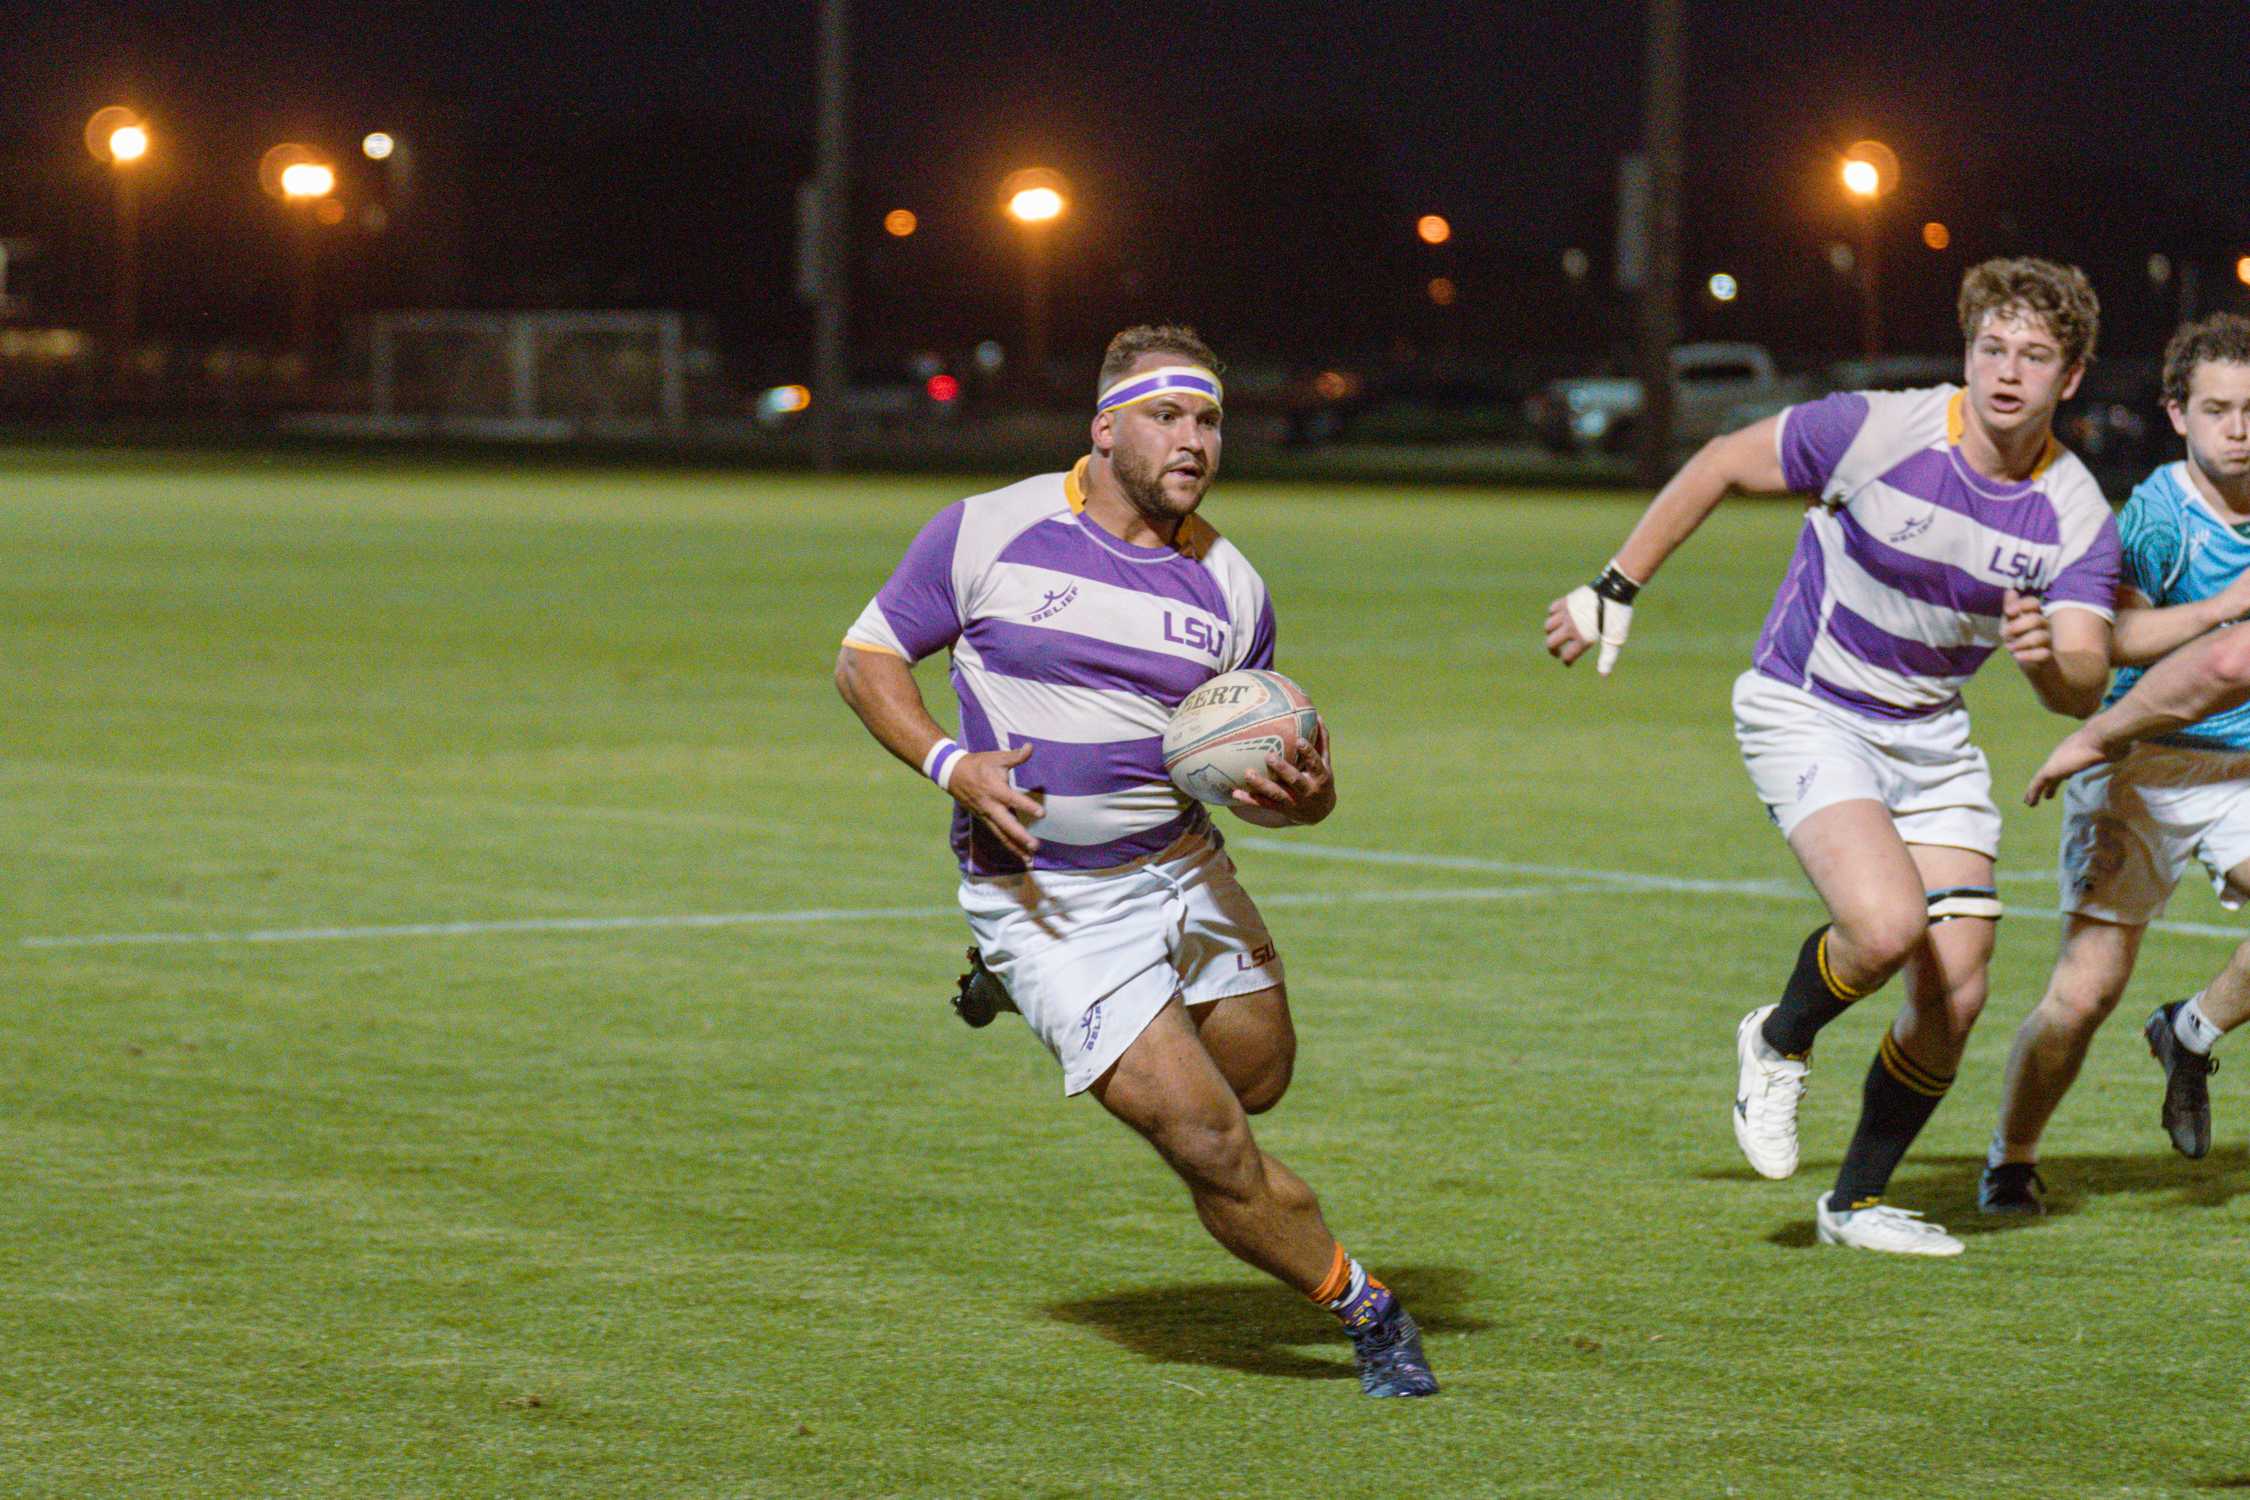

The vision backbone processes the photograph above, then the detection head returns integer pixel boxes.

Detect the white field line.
[19,882,1598,951]
[18,840,2238,950]
[1233,837,2245,943]
[1235,835,2057,889]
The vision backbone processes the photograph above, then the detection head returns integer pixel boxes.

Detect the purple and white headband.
[1096,365,1224,416]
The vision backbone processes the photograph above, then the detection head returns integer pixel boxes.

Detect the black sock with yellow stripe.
[1827,1029,1953,1211]
[1760,925,1873,1059]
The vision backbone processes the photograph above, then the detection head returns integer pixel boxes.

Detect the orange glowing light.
[1416,214,1451,245]
[884,208,918,237]
[1427,276,1458,307]
[281,162,336,200]
[1922,221,1950,251]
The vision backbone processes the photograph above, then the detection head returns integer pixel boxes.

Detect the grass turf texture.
[6,447,2248,1498]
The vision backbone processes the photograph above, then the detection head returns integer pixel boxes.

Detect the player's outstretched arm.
[1544,415,1789,675]
[2110,577,2250,666]
[2002,591,2111,718]
[833,645,1047,857]
[2025,625,2250,804]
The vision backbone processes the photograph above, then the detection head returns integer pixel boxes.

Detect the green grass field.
[7,447,2250,1497]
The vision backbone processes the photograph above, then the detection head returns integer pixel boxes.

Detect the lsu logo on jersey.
[1162,610,1227,657]
[1987,545,2051,591]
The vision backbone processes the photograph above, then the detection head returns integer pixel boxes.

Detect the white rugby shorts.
[1733,670,2001,857]
[958,830,1285,1095]
[2059,745,2250,925]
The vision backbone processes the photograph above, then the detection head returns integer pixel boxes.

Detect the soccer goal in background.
[350,309,690,439]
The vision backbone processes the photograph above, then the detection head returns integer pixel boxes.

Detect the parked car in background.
[1526,343,1814,454]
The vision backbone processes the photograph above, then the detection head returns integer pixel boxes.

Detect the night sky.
[4,1,2248,373]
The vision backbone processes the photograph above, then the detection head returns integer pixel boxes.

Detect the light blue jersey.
[2108,460,2250,751]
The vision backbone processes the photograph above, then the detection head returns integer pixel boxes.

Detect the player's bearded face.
[1111,400,1221,520]
[1964,309,2081,436]
[2174,362,2250,484]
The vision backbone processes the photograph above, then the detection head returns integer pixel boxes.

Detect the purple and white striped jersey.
[1755,385,2121,720]
[846,458,1277,875]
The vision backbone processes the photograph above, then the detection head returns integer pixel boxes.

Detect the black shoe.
[1348,1306,1439,1398]
[2145,1002,2219,1159]
[951,948,1015,1029]
[1977,1161,2046,1216]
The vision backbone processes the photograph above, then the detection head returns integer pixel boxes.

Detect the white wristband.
[922,737,966,791]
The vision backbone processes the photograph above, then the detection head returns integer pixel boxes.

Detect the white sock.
[2176,993,2226,1056]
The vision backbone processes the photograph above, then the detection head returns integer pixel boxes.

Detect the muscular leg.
[1733,801,1935,1180]
[1894,844,2000,1074]
[1790,801,1936,990]
[1190,986,1295,1115]
[2181,859,2250,1033]
[1091,996,1333,1293]
[1993,917,2143,1164]
[1828,843,1992,1210]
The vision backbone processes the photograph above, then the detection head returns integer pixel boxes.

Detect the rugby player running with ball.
[837,326,1436,1394]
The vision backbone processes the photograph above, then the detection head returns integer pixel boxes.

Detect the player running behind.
[2003,322,2250,1201]
[1544,258,2120,1255]
[834,326,1437,1396]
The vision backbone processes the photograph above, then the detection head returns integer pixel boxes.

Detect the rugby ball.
[1163,669,1322,807]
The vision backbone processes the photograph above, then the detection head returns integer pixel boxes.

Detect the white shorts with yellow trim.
[1732,670,2000,857]
[2059,745,2250,926]
[958,830,1283,1096]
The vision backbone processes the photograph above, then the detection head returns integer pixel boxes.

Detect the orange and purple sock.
[1310,1242,1395,1333]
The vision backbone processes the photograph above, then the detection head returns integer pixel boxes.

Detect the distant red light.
[927,374,961,402]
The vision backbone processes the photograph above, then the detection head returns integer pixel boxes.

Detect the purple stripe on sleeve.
[1008,734,1169,797]
[1753,525,1826,682]
[1240,595,1276,671]
[873,501,966,662]
[2045,511,2123,610]
[1835,509,2005,616]
[1780,392,1871,493]
[962,618,1211,705]
[1827,601,1994,678]
[1805,675,1959,721]
[1873,450,2064,545]
[995,518,1230,615]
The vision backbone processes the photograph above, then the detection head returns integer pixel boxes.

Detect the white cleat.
[1734,1005,1807,1179]
[1814,1196,1964,1257]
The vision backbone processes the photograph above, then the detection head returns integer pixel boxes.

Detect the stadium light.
[267,153,340,376]
[1417,214,1451,246]
[362,132,395,161]
[1840,140,1897,357]
[2237,256,2250,289]
[1007,187,1063,223]
[1426,276,1457,307]
[83,105,144,163]
[884,208,918,237]
[1707,272,1738,302]
[85,108,150,382]
[999,169,1069,390]
[281,162,336,200]
[1922,221,1950,251]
